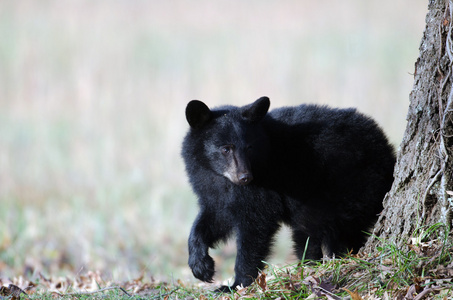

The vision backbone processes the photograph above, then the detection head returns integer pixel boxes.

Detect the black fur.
[181,97,395,291]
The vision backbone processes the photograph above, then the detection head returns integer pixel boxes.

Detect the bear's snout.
[237,172,253,185]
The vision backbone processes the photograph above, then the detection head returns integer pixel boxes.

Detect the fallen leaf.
[319,278,336,293]
[256,272,267,291]
[343,288,364,300]
[302,275,320,287]
[0,284,28,300]
[404,284,417,299]
[236,285,249,296]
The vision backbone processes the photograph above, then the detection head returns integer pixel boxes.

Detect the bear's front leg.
[217,224,279,292]
[188,209,232,283]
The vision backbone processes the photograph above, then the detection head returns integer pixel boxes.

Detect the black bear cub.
[182,97,395,292]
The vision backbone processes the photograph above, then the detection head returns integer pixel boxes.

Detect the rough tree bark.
[363,0,453,253]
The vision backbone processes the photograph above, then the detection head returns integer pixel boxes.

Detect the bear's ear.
[241,96,270,123]
[185,100,212,129]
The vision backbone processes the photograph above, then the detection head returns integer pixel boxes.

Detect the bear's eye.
[221,145,233,155]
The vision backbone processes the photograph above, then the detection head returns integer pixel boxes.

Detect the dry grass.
[0,0,427,283]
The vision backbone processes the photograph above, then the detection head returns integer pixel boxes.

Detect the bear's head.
[184,97,270,185]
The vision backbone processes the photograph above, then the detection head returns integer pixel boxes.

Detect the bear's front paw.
[214,276,254,293]
[189,254,215,283]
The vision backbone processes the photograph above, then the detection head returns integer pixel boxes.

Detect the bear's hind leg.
[217,223,280,292]
[291,229,323,261]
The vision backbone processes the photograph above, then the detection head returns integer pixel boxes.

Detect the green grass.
[176,226,453,299]
[4,223,451,299]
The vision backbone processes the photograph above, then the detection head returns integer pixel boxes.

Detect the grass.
[3,224,452,299]
[0,0,428,287]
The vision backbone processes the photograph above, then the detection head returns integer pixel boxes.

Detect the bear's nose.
[238,173,253,185]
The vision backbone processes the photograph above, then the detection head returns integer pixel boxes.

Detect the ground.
[2,231,452,299]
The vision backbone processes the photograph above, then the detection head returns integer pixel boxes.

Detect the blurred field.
[0,0,426,284]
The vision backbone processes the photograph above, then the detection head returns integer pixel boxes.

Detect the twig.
[414,288,433,300]
[313,286,341,300]
[150,287,180,299]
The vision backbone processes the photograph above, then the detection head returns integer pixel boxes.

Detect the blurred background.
[0,0,427,284]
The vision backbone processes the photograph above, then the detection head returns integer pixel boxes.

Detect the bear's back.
[266,104,392,157]
[262,104,395,206]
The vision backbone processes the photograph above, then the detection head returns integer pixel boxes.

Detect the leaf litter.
[1,239,452,299]
[0,270,176,299]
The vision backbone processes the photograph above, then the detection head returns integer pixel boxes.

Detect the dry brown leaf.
[236,286,249,296]
[0,284,29,300]
[302,275,320,287]
[404,284,417,299]
[433,264,453,277]
[319,279,336,294]
[256,272,267,291]
[343,288,364,300]
[132,273,144,283]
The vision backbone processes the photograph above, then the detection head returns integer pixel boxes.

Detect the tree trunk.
[363,0,453,253]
